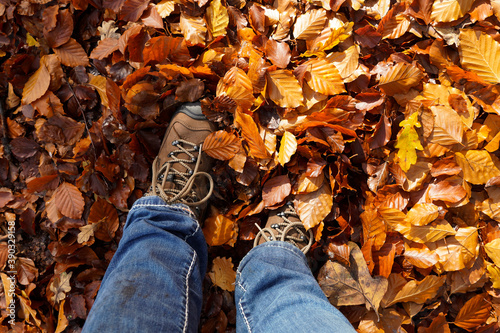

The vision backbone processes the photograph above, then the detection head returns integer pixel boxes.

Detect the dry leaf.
[208,257,236,291]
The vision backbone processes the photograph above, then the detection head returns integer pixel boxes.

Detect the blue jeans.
[82,196,356,333]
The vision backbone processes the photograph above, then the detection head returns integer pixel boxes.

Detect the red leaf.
[143,36,191,66]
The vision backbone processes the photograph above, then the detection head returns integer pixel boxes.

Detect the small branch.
[0,98,12,161]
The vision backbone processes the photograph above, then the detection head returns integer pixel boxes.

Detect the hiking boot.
[254,202,314,254]
[145,102,216,217]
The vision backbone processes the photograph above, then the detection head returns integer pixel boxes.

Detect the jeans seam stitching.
[236,279,246,292]
[184,222,200,240]
[131,204,195,217]
[261,243,304,260]
[182,250,197,333]
[238,298,252,333]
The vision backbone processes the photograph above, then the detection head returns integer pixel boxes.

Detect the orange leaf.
[53,182,85,220]
[203,207,238,246]
[266,39,291,68]
[54,38,90,67]
[266,70,304,108]
[216,67,254,112]
[262,175,291,206]
[454,294,491,331]
[234,110,269,160]
[203,130,240,160]
[22,64,50,105]
[143,36,191,66]
[379,62,423,96]
[295,183,333,230]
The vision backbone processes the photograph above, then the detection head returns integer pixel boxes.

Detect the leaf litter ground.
[2,0,500,331]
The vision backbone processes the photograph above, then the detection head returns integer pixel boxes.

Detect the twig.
[0,97,12,161]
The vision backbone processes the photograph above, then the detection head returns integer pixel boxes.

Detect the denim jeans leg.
[235,241,356,333]
[82,196,207,333]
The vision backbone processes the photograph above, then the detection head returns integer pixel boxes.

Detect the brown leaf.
[88,198,119,242]
[175,79,205,103]
[141,5,164,29]
[44,9,73,48]
[119,0,149,22]
[54,39,90,67]
[10,137,39,160]
[262,175,291,207]
[53,182,85,220]
[318,242,388,314]
[89,38,119,60]
[50,272,73,304]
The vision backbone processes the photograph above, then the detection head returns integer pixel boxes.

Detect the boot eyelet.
[191,157,196,162]
[193,145,198,151]
[168,152,174,157]
[188,170,193,175]
[271,224,278,229]
[172,140,179,146]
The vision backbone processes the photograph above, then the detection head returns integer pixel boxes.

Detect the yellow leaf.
[403,219,456,243]
[404,242,438,268]
[208,257,236,291]
[429,227,479,272]
[295,183,333,230]
[156,0,175,17]
[485,238,500,267]
[360,209,386,250]
[1,273,13,306]
[278,131,297,166]
[216,67,254,111]
[326,45,360,80]
[297,173,323,194]
[431,0,474,22]
[180,12,206,46]
[394,112,423,172]
[293,9,327,40]
[302,58,346,95]
[385,275,445,306]
[379,62,424,96]
[266,70,304,108]
[405,203,439,226]
[206,0,228,38]
[459,29,500,84]
[304,22,353,57]
[378,207,408,234]
[455,150,500,185]
[22,64,50,105]
[26,32,39,47]
[487,264,500,289]
[88,74,109,108]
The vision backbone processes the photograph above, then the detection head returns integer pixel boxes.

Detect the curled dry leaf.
[384,275,445,307]
[50,271,73,304]
[278,131,297,166]
[208,257,236,292]
[318,242,388,315]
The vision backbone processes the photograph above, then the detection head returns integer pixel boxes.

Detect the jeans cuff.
[239,241,308,270]
[131,196,196,219]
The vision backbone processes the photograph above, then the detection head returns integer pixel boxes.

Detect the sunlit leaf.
[459,29,500,84]
[395,112,423,172]
[455,150,500,185]
[203,130,241,160]
[208,257,236,291]
[266,70,303,108]
[295,183,332,230]
[278,131,297,166]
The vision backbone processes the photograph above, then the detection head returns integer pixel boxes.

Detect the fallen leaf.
[50,272,73,304]
[208,257,236,291]
[318,242,388,315]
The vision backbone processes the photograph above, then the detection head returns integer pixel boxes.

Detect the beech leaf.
[53,182,85,220]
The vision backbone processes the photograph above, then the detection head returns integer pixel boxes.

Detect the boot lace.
[148,139,214,206]
[254,206,313,254]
